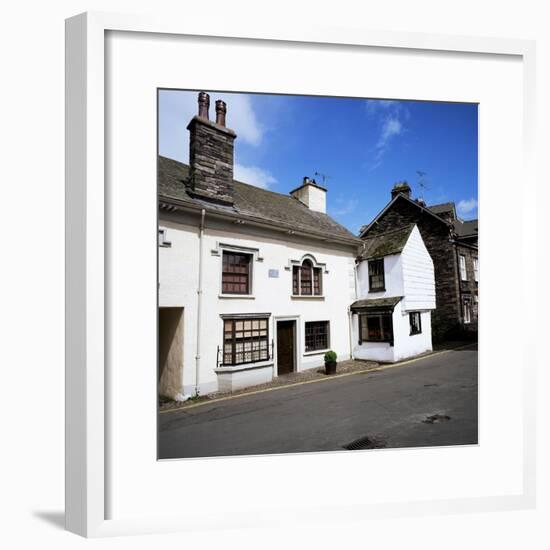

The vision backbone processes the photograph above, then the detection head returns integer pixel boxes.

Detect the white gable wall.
[401,225,436,311]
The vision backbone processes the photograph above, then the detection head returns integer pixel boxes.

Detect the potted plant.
[324,350,337,375]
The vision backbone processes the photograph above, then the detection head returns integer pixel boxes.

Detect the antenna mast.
[314,171,330,186]
[416,170,429,201]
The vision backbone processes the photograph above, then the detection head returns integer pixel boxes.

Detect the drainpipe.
[347,306,354,360]
[195,209,206,395]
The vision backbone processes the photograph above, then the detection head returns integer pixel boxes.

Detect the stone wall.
[456,243,479,334]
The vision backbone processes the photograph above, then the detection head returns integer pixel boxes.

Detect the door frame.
[274,315,300,376]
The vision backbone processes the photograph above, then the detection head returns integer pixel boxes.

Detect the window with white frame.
[463,298,472,324]
[459,254,467,281]
[473,257,478,282]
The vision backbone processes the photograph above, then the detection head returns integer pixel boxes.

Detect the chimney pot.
[198,91,210,119]
[215,100,227,126]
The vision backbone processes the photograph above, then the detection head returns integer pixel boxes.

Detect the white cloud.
[159,90,264,163]
[234,163,277,189]
[364,100,409,169]
[378,116,403,148]
[365,99,398,114]
[457,198,478,217]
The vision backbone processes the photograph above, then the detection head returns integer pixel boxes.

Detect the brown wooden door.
[277,320,295,375]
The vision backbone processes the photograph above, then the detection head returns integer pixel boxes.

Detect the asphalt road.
[158,345,478,459]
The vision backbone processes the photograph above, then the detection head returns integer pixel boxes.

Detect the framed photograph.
[66,11,536,537]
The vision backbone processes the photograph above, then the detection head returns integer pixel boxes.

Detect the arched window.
[292,258,322,296]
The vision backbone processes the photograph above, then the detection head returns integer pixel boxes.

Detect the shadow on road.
[433,341,478,352]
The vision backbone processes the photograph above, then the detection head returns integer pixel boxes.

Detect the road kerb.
[159,343,476,414]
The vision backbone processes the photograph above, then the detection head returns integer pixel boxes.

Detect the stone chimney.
[391,181,412,200]
[290,176,327,213]
[187,92,237,206]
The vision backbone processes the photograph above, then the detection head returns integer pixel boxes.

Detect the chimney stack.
[290,176,327,213]
[187,92,237,206]
[391,181,412,201]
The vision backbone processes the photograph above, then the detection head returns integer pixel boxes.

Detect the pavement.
[158,344,478,459]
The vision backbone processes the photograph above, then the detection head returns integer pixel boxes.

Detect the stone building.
[359,183,478,341]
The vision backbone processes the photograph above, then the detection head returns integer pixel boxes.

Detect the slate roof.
[350,296,403,310]
[428,202,478,239]
[453,219,478,238]
[158,156,359,244]
[358,225,414,260]
[428,202,456,216]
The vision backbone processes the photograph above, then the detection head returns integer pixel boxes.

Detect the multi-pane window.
[473,257,479,282]
[359,313,393,343]
[459,255,467,281]
[292,259,322,296]
[223,318,269,365]
[463,298,472,324]
[409,312,422,335]
[305,321,330,352]
[222,251,251,294]
[368,259,385,291]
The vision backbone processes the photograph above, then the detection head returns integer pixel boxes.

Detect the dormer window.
[293,259,322,296]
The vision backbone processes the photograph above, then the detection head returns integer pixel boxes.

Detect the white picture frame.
[65,11,537,537]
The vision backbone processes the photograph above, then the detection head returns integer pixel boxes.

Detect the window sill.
[214,361,273,373]
[303,349,330,357]
[368,289,386,293]
[219,294,255,299]
[291,295,325,300]
[409,332,422,336]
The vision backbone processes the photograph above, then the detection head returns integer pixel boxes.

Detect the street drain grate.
[423,383,439,387]
[422,414,451,424]
[343,436,387,450]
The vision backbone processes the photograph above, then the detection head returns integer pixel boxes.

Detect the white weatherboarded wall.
[401,225,436,312]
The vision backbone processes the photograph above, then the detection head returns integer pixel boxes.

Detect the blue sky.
[159,90,478,234]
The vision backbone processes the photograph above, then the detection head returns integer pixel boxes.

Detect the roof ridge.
[160,154,323,211]
[363,224,414,240]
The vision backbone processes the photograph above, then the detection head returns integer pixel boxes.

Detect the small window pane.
[305,321,329,352]
[221,317,270,366]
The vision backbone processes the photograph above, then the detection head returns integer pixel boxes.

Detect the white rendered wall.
[159,213,357,395]
[392,302,433,361]
[356,253,404,298]
[401,225,436,311]
[351,302,433,363]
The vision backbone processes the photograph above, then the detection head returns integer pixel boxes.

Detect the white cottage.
[158,93,360,400]
[351,225,436,362]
